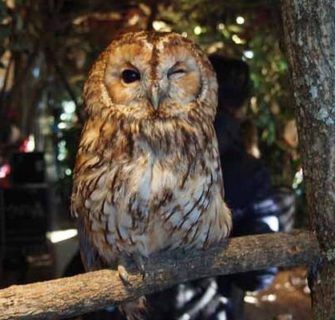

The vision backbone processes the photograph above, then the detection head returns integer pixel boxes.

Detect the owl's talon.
[132,254,146,279]
[118,264,130,285]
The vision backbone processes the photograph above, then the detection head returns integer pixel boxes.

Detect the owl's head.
[84,31,218,121]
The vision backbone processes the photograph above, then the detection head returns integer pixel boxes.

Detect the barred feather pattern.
[71,31,232,320]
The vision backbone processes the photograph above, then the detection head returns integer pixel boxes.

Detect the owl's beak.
[149,85,161,110]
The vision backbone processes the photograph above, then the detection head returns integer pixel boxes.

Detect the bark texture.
[280,1,335,319]
[0,230,319,320]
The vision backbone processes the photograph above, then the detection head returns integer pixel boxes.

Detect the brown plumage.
[71,31,232,320]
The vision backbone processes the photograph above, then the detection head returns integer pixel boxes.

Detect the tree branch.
[0,230,320,320]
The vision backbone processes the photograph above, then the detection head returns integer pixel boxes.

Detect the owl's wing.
[71,116,118,267]
[71,113,117,219]
[76,216,107,271]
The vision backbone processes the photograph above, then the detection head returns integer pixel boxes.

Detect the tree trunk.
[280,1,335,319]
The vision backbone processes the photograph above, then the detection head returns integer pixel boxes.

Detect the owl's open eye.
[121,69,141,84]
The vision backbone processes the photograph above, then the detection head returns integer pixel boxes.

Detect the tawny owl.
[71,31,232,319]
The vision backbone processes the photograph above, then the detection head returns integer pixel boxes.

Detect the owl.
[71,31,232,320]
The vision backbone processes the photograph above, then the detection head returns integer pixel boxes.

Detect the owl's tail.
[119,296,147,320]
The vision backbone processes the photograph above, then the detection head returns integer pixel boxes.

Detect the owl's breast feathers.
[72,113,231,263]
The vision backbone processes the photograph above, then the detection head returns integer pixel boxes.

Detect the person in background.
[162,55,295,320]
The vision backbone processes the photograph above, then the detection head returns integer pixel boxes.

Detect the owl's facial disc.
[88,32,218,122]
[103,38,204,119]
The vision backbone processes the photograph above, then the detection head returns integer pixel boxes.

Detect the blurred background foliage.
[0,0,303,211]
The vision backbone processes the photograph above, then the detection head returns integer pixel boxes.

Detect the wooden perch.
[0,230,320,320]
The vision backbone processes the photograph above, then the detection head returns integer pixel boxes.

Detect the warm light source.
[261,294,277,302]
[207,42,224,54]
[244,50,254,59]
[20,134,35,152]
[46,229,78,243]
[57,122,67,130]
[217,23,225,31]
[292,168,303,189]
[62,101,76,114]
[193,26,202,35]
[232,34,245,44]
[244,295,258,304]
[0,163,11,178]
[152,20,171,32]
[27,135,35,152]
[236,16,245,25]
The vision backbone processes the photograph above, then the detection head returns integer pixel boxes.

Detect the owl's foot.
[117,254,147,285]
[118,262,131,285]
[132,253,146,279]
